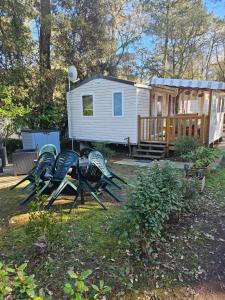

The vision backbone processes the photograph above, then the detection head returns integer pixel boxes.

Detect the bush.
[64,269,111,300]
[113,162,200,257]
[25,192,67,250]
[91,142,115,159]
[5,138,22,155]
[0,261,111,300]
[114,162,187,256]
[174,136,199,158]
[183,146,220,169]
[0,262,41,299]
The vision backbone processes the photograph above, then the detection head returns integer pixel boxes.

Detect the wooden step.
[133,141,167,160]
[136,149,164,154]
[133,154,164,160]
[140,141,166,145]
[139,143,166,149]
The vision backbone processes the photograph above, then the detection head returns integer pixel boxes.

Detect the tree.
[144,0,211,78]
[0,0,35,103]
[0,85,29,146]
[39,0,51,71]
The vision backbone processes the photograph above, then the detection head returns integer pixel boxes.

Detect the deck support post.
[165,116,170,156]
[137,115,141,145]
[207,90,213,146]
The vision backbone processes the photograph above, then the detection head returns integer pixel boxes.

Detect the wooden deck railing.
[138,114,209,145]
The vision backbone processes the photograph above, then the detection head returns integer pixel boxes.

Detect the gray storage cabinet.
[21,130,60,153]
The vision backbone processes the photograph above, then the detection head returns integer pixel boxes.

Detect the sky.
[31,1,225,42]
[205,0,225,18]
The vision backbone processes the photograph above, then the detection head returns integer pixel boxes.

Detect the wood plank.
[138,115,141,144]
[188,117,192,136]
[194,116,198,138]
[207,90,213,145]
[177,117,181,138]
[142,118,144,141]
[149,118,151,141]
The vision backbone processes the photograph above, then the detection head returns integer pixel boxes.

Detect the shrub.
[174,136,199,158]
[114,162,186,256]
[25,186,67,250]
[5,138,22,155]
[64,269,111,300]
[91,142,115,159]
[113,162,201,257]
[0,262,42,299]
[0,261,111,300]
[183,146,220,169]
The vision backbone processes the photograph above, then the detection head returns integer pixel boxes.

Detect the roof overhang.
[150,77,225,92]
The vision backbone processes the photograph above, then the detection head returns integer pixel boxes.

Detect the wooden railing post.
[200,114,204,144]
[138,115,141,144]
[166,116,170,146]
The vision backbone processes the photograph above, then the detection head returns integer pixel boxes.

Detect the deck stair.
[132,141,166,160]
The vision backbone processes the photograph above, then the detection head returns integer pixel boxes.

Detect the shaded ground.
[1,163,225,299]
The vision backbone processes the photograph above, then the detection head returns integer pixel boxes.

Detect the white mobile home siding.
[67,78,138,144]
[209,91,224,144]
[137,88,150,117]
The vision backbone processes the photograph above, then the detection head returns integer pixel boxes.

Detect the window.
[113,92,123,116]
[82,95,93,116]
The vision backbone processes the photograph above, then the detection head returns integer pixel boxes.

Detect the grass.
[1,163,225,299]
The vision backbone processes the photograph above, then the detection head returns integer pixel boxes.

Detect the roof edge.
[71,73,136,90]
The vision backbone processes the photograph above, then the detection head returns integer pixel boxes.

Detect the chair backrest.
[30,152,55,178]
[39,144,58,157]
[53,150,79,181]
[80,147,93,158]
[82,151,111,182]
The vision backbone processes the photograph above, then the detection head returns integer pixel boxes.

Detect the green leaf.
[80,269,92,280]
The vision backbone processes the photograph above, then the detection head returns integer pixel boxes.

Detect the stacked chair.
[70,150,128,211]
[21,150,79,206]
[10,152,55,194]
[39,144,58,157]
[11,145,128,211]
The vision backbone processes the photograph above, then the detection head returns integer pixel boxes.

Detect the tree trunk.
[162,1,170,77]
[38,0,54,129]
[39,0,51,72]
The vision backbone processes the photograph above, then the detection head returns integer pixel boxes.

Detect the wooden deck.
[0,165,23,189]
[138,114,209,146]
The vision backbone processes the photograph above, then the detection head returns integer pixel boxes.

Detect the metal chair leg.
[10,176,29,190]
[20,181,35,193]
[20,190,36,205]
[70,183,84,212]
[45,180,67,209]
[111,172,128,185]
[102,177,122,190]
[84,181,106,210]
[103,187,121,202]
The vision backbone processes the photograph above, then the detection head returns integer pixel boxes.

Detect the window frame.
[81,93,94,117]
[112,91,124,117]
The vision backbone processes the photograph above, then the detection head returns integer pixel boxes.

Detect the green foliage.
[0,261,41,300]
[91,142,115,159]
[0,85,30,142]
[114,162,184,256]
[0,261,111,300]
[183,146,220,169]
[174,136,199,158]
[25,186,67,250]
[5,138,22,155]
[64,269,111,300]
[114,162,200,256]
[181,177,199,211]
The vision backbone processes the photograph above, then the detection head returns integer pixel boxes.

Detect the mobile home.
[67,74,225,158]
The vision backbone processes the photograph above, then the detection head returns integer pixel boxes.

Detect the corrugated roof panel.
[150,77,225,91]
